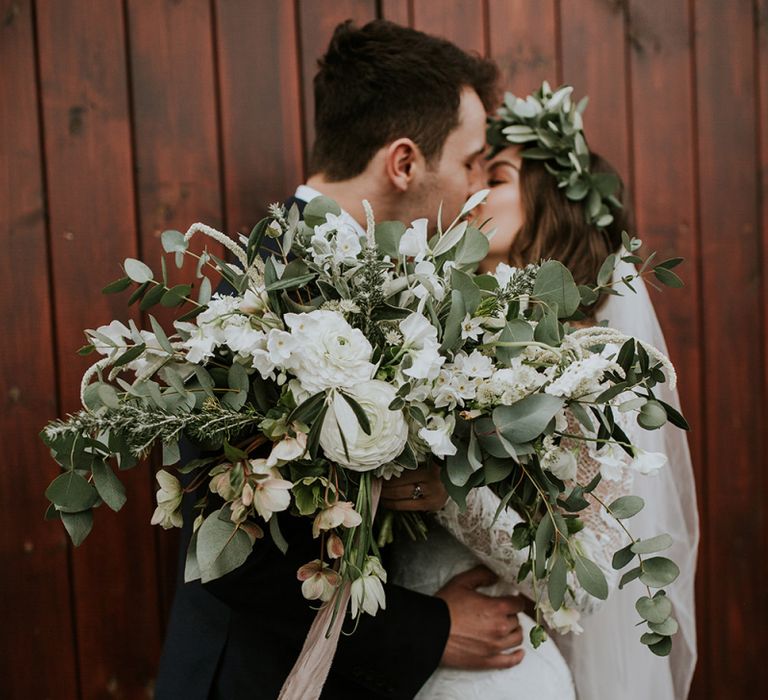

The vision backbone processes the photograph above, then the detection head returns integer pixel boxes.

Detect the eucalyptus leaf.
[61,509,94,546]
[639,557,680,587]
[91,459,127,511]
[636,593,673,624]
[197,510,253,583]
[608,495,644,519]
[46,471,99,512]
[493,394,564,443]
[631,533,673,555]
[124,258,153,284]
[574,555,608,600]
[531,260,580,318]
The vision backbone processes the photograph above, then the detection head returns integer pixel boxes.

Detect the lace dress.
[390,417,633,700]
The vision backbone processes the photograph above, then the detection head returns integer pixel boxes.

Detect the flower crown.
[486,81,622,229]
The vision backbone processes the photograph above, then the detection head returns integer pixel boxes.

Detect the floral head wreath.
[486,81,622,229]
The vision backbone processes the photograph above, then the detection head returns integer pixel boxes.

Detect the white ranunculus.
[631,449,667,475]
[419,413,457,458]
[398,218,429,261]
[284,310,375,394]
[319,382,408,471]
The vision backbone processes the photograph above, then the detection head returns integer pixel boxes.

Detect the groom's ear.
[384,138,424,192]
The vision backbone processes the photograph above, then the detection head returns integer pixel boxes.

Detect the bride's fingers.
[477,648,525,670]
[379,482,429,501]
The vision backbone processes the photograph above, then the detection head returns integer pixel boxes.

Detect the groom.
[156,20,525,700]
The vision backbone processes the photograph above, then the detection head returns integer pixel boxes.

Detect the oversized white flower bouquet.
[41,192,687,656]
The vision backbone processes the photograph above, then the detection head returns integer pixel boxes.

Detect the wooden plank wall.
[1,1,765,697]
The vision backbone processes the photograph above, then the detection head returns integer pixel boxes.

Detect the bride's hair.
[510,153,631,314]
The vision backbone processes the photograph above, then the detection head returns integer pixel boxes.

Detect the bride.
[391,85,699,699]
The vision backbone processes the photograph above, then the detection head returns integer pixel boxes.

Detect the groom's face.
[414,87,488,226]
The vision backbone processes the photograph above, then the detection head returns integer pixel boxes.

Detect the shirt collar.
[293,184,366,237]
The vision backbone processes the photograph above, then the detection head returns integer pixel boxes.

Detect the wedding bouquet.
[41,192,686,655]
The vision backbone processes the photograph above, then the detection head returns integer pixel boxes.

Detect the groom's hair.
[310,20,499,181]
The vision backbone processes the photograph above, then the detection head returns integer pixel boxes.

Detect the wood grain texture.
[35,1,163,697]
[626,3,706,691]
[487,0,559,93]
[560,0,631,182]
[411,0,486,54]
[297,0,378,167]
[0,1,80,698]
[693,0,764,695]
[380,0,412,26]
[216,0,305,232]
[125,0,225,627]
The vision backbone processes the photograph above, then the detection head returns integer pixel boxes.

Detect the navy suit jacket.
[154,197,451,700]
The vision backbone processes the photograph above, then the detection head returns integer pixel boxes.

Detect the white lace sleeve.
[435,413,635,616]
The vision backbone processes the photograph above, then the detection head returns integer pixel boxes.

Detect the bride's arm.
[435,413,634,617]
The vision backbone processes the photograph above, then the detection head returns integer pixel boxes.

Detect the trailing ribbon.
[278,478,383,700]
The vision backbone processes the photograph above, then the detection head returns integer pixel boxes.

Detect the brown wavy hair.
[509,153,631,315]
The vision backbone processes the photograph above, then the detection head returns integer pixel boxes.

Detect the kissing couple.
[155,19,698,700]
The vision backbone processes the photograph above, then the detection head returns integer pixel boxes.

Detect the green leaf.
[127,281,150,306]
[530,624,548,649]
[289,391,326,425]
[440,290,466,353]
[97,384,120,409]
[162,440,181,467]
[597,254,616,287]
[184,530,201,582]
[374,221,407,258]
[246,218,271,265]
[578,285,599,306]
[450,267,482,314]
[574,555,608,599]
[496,319,534,364]
[548,555,568,610]
[61,509,94,546]
[648,616,679,636]
[432,220,468,257]
[533,307,562,345]
[608,495,645,519]
[222,363,248,410]
[339,391,372,435]
[637,400,667,430]
[649,637,672,656]
[531,260,581,318]
[265,273,317,292]
[269,516,289,555]
[161,229,188,254]
[493,394,564,443]
[91,459,127,512]
[124,258,153,283]
[46,471,99,512]
[631,533,673,555]
[640,632,665,646]
[161,284,193,307]
[453,226,489,267]
[446,442,474,487]
[198,276,212,305]
[140,283,167,311]
[639,557,680,587]
[568,402,595,433]
[196,510,254,583]
[636,593,673,624]
[112,343,147,368]
[102,276,132,294]
[657,399,690,430]
[149,315,175,355]
[619,565,642,589]
[612,543,635,570]
[303,196,341,228]
[653,267,684,288]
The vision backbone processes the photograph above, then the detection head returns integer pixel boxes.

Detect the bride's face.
[476,146,524,273]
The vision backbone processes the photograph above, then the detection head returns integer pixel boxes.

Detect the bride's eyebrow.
[489,159,520,171]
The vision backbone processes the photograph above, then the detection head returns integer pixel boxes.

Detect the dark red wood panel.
[411,0,486,54]
[380,0,412,26]
[693,1,764,696]
[626,2,707,693]
[126,0,226,623]
[560,0,631,184]
[0,1,80,698]
[216,0,305,233]
[35,1,163,697]
[487,0,559,95]
[297,0,378,168]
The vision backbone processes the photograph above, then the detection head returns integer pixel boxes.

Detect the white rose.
[284,310,375,394]
[319,382,408,471]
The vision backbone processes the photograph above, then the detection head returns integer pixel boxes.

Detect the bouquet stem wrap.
[278,478,382,700]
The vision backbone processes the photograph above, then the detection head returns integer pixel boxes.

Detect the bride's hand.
[379,463,449,511]
[435,565,526,670]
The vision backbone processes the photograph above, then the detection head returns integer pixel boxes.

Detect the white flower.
[453,349,494,379]
[266,328,295,364]
[312,500,363,538]
[398,218,429,261]
[589,441,629,481]
[631,449,667,475]
[350,556,387,617]
[419,414,457,458]
[150,470,183,529]
[247,459,293,521]
[543,602,584,635]
[460,314,484,341]
[545,356,619,399]
[239,287,269,314]
[266,432,307,467]
[297,559,341,602]
[543,447,578,481]
[89,320,132,356]
[404,343,445,381]
[493,262,517,289]
[310,213,363,268]
[412,260,445,301]
[223,317,266,355]
[400,312,438,349]
[319,382,409,471]
[284,310,375,394]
